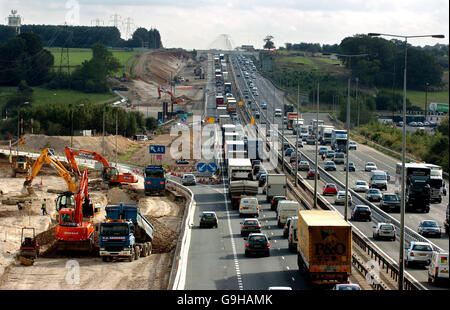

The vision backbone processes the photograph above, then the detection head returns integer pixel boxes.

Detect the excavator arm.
[24,148,77,193]
[65,146,110,176]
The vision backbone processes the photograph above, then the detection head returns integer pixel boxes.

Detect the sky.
[1,0,449,49]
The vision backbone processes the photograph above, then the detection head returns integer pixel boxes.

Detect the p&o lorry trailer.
[99,203,154,262]
[297,210,352,285]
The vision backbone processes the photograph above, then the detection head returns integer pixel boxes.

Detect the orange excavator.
[64,146,138,184]
[55,168,95,252]
[157,87,184,104]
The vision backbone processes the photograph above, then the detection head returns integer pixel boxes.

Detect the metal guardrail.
[166,179,195,290]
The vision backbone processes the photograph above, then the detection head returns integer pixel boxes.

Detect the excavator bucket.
[19,256,34,266]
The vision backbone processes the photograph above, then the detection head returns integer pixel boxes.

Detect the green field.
[382,88,449,109]
[0,86,117,107]
[46,47,140,75]
[278,56,319,70]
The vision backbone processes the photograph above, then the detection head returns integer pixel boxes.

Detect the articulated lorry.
[331,129,348,153]
[318,125,334,145]
[228,158,258,209]
[297,210,352,285]
[265,174,287,203]
[99,203,154,262]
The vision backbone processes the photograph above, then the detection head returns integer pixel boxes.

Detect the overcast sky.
[1,0,448,49]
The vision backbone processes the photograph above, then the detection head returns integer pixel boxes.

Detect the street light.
[331,53,368,223]
[368,32,445,291]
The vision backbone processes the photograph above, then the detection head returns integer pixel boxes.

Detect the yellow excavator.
[24,148,99,215]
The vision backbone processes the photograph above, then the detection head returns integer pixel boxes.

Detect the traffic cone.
[211,179,215,185]
[40,179,43,186]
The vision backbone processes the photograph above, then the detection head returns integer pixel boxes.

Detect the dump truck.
[99,203,154,262]
[11,155,31,177]
[297,210,352,285]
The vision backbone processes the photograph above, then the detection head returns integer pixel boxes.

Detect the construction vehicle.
[157,87,184,104]
[18,227,40,266]
[99,203,154,262]
[55,168,95,252]
[65,146,138,185]
[11,155,32,177]
[297,210,352,285]
[24,148,77,195]
[144,165,166,195]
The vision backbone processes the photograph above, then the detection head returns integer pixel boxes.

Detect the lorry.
[144,165,166,195]
[297,210,352,285]
[277,200,299,228]
[318,125,334,145]
[224,82,232,94]
[227,98,237,113]
[222,71,229,82]
[219,115,231,127]
[228,158,258,209]
[99,203,154,262]
[284,103,294,116]
[286,112,298,130]
[331,129,348,153]
[216,95,225,107]
[265,174,287,203]
[300,126,309,141]
[292,119,304,135]
[245,137,264,162]
[424,163,444,203]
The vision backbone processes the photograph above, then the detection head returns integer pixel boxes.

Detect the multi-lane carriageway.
[173,53,448,290]
[231,53,448,289]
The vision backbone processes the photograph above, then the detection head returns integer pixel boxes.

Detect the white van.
[428,251,449,285]
[370,170,388,191]
[239,197,260,218]
[288,216,298,253]
[277,200,299,228]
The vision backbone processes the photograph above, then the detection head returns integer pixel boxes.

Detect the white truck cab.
[276,200,299,228]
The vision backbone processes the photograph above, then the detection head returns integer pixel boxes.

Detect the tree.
[263,35,275,50]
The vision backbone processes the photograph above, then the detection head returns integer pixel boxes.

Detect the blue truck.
[144,165,166,195]
[99,203,154,262]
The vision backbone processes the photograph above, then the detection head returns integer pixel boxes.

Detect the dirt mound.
[146,216,178,253]
[10,134,138,160]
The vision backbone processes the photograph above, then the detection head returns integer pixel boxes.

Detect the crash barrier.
[166,179,195,290]
[230,66,428,290]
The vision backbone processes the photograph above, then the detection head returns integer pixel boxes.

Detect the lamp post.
[368,32,445,291]
[330,53,368,222]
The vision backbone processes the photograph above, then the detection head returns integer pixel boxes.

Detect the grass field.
[382,88,449,109]
[46,47,140,75]
[278,56,319,70]
[0,86,117,107]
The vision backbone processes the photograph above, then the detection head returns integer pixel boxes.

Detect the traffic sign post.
[196,162,207,173]
[149,145,166,154]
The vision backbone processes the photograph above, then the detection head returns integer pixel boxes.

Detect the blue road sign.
[207,162,218,173]
[196,162,207,173]
[157,119,163,124]
[205,89,209,93]
[149,145,166,154]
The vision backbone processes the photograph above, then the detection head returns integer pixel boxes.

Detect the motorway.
[230,54,448,290]
[182,54,310,290]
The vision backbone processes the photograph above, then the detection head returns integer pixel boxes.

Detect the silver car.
[353,180,369,192]
[335,191,352,205]
[373,222,396,241]
[405,241,433,268]
[365,162,377,171]
[366,188,382,202]
[418,220,442,238]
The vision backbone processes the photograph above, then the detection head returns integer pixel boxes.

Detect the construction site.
[0,48,208,290]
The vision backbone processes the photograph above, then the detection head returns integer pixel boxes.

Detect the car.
[409,121,417,127]
[366,188,382,202]
[271,196,287,211]
[324,161,337,171]
[365,162,377,172]
[418,220,442,238]
[405,241,433,268]
[397,121,404,127]
[182,174,196,186]
[326,150,335,158]
[333,152,345,165]
[307,169,320,180]
[284,148,295,157]
[283,217,292,238]
[343,162,356,172]
[176,159,189,165]
[298,161,310,171]
[261,102,267,109]
[255,111,260,119]
[253,91,259,96]
[297,140,303,148]
[319,147,328,155]
[244,233,271,257]
[282,142,291,151]
[417,122,424,127]
[332,283,361,290]
[348,141,357,150]
[252,163,263,176]
[255,168,267,182]
[199,212,218,228]
[351,205,372,222]
[424,121,431,127]
[380,193,401,212]
[353,180,369,192]
[335,190,352,205]
[306,135,315,145]
[373,222,396,241]
[283,116,287,124]
[240,218,262,236]
[323,183,338,196]
[274,109,282,117]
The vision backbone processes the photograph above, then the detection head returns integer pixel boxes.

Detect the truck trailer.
[297,210,352,285]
